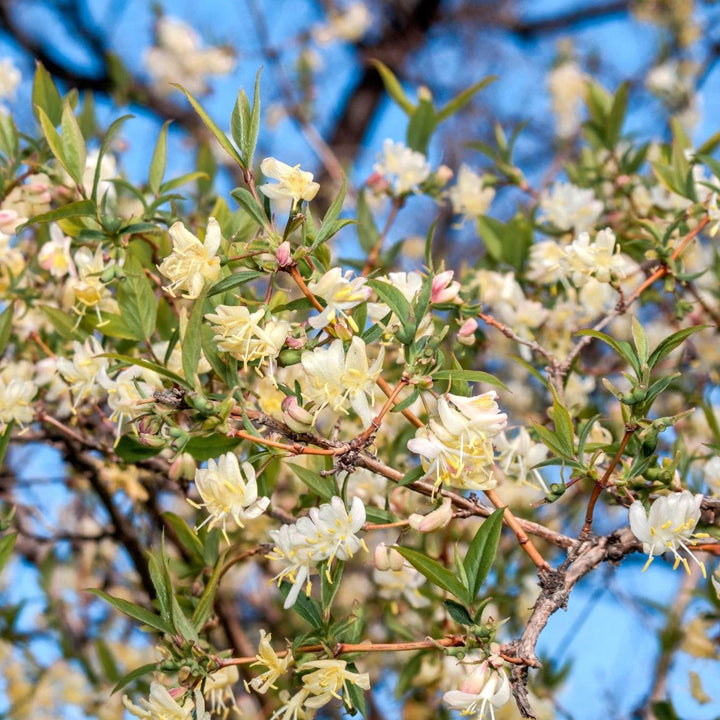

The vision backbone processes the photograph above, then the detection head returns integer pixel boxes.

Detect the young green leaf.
[61,102,86,185]
[462,508,504,599]
[116,256,157,342]
[371,60,415,115]
[32,62,63,126]
[88,589,173,634]
[149,120,171,195]
[289,463,337,500]
[393,546,469,604]
[444,598,473,626]
[0,532,16,575]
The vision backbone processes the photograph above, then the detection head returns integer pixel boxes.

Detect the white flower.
[71,246,117,320]
[408,497,453,533]
[443,663,511,720]
[38,224,75,279]
[301,336,384,426]
[539,182,603,234]
[548,61,587,139]
[527,240,570,285]
[158,218,222,298]
[56,337,110,407]
[100,366,158,439]
[306,267,371,330]
[145,16,234,96]
[191,453,269,541]
[374,140,431,195]
[629,490,706,576]
[566,228,638,285]
[495,427,549,492]
[0,364,36,430]
[448,165,495,221]
[206,305,289,374]
[299,658,370,710]
[259,157,320,204]
[0,58,21,101]
[407,393,507,491]
[248,630,294,694]
[268,496,366,608]
[123,682,194,720]
[313,3,372,44]
[374,563,430,609]
[203,665,239,717]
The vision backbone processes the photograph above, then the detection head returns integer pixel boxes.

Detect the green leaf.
[111,662,157,695]
[365,507,397,524]
[356,191,379,253]
[575,329,641,375]
[147,553,171,622]
[647,325,708,368]
[0,533,17,575]
[149,120,171,195]
[371,60,415,115]
[39,304,86,341]
[100,352,189,389]
[463,508,504,599]
[88,589,172,634]
[432,369,508,391]
[244,69,262,168]
[182,292,207,387]
[61,102,86,185]
[606,81,629,148]
[406,99,436,154]
[23,199,96,229]
[163,512,206,561]
[174,84,244,167]
[533,423,574,460]
[436,76,496,123]
[207,269,265,297]
[32,62,63,126]
[0,114,18,160]
[289,463,337,500]
[550,387,575,458]
[192,549,229,630]
[368,279,412,333]
[115,435,163,461]
[313,177,347,248]
[631,316,649,365]
[344,666,368,717]
[0,422,13,469]
[230,187,269,227]
[0,304,13,358]
[37,106,68,174]
[117,256,157,341]
[159,171,209,193]
[393,546,469,603]
[279,582,323,627]
[444,599,472,625]
[476,215,504,262]
[398,465,425,487]
[184,434,241,461]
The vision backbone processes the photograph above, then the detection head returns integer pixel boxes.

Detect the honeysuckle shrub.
[1,59,720,720]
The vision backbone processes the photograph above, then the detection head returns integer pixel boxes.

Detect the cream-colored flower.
[307,267,371,330]
[203,665,240,717]
[158,218,222,298]
[566,228,638,285]
[548,60,587,139]
[259,157,320,204]
[0,58,21,101]
[301,336,384,426]
[374,139,431,195]
[448,165,495,221]
[0,364,36,430]
[123,682,194,720]
[539,182,603,234]
[299,658,370,710]
[206,304,289,374]
[71,246,117,320]
[56,337,110,407]
[100,366,158,439]
[38,225,75,278]
[629,490,706,576]
[313,3,372,44]
[191,453,269,541]
[248,630,294,694]
[443,662,511,720]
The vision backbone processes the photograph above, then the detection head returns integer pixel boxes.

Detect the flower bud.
[435,165,454,186]
[458,662,489,694]
[285,334,305,350]
[169,452,197,482]
[366,171,390,194]
[457,317,478,346]
[281,396,315,433]
[275,241,292,267]
[408,497,453,533]
[388,547,405,571]
[431,270,461,304]
[418,86,433,102]
[374,542,391,571]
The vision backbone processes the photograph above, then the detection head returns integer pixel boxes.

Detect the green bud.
[278,349,302,366]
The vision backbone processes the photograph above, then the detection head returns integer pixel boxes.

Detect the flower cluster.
[408,392,508,491]
[267,496,366,608]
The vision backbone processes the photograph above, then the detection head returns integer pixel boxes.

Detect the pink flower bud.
[431,270,461,304]
[457,317,478,346]
[388,547,405,571]
[275,241,292,267]
[436,165,454,186]
[282,396,314,432]
[459,662,489,694]
[169,452,197,482]
[366,171,390,193]
[408,497,453,532]
[285,334,305,350]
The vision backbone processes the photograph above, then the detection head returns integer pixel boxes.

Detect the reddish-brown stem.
[364,520,410,530]
[29,331,55,358]
[580,427,634,537]
[228,427,343,455]
[362,198,402,276]
[485,489,550,570]
[376,376,424,429]
[289,264,324,312]
[356,375,409,445]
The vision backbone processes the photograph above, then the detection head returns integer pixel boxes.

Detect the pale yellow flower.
[259,157,320,204]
